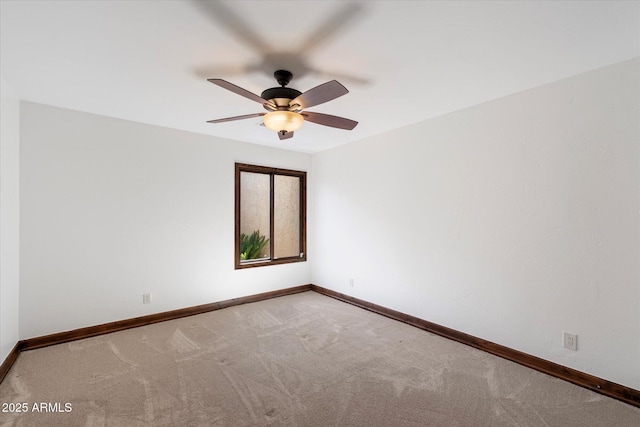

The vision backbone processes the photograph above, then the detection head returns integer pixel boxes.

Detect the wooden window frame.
[235,163,307,269]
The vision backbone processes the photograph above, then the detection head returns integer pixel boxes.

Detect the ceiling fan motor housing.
[261,70,302,110]
[261,87,302,108]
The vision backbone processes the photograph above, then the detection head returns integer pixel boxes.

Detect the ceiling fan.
[207,70,358,140]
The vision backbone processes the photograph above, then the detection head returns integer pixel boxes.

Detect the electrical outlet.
[563,332,577,351]
[143,293,151,304]
[349,278,354,287]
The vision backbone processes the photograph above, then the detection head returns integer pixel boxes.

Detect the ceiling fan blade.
[207,113,265,123]
[302,111,358,130]
[194,1,271,55]
[296,3,364,55]
[278,131,294,140]
[290,80,348,110]
[208,79,269,105]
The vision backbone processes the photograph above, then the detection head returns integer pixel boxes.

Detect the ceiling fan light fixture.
[263,111,304,133]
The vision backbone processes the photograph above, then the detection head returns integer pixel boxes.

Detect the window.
[235,163,307,269]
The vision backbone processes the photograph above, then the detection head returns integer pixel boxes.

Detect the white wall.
[312,58,640,389]
[19,102,312,338]
[0,75,21,361]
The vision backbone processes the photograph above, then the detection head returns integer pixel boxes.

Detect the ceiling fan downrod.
[274,69,293,87]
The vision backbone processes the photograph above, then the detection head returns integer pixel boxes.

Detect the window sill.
[235,257,307,270]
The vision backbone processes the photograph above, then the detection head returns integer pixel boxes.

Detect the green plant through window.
[240,230,269,260]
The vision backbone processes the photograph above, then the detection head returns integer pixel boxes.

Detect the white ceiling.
[1,1,638,153]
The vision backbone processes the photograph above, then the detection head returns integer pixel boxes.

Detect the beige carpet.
[1,291,638,426]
